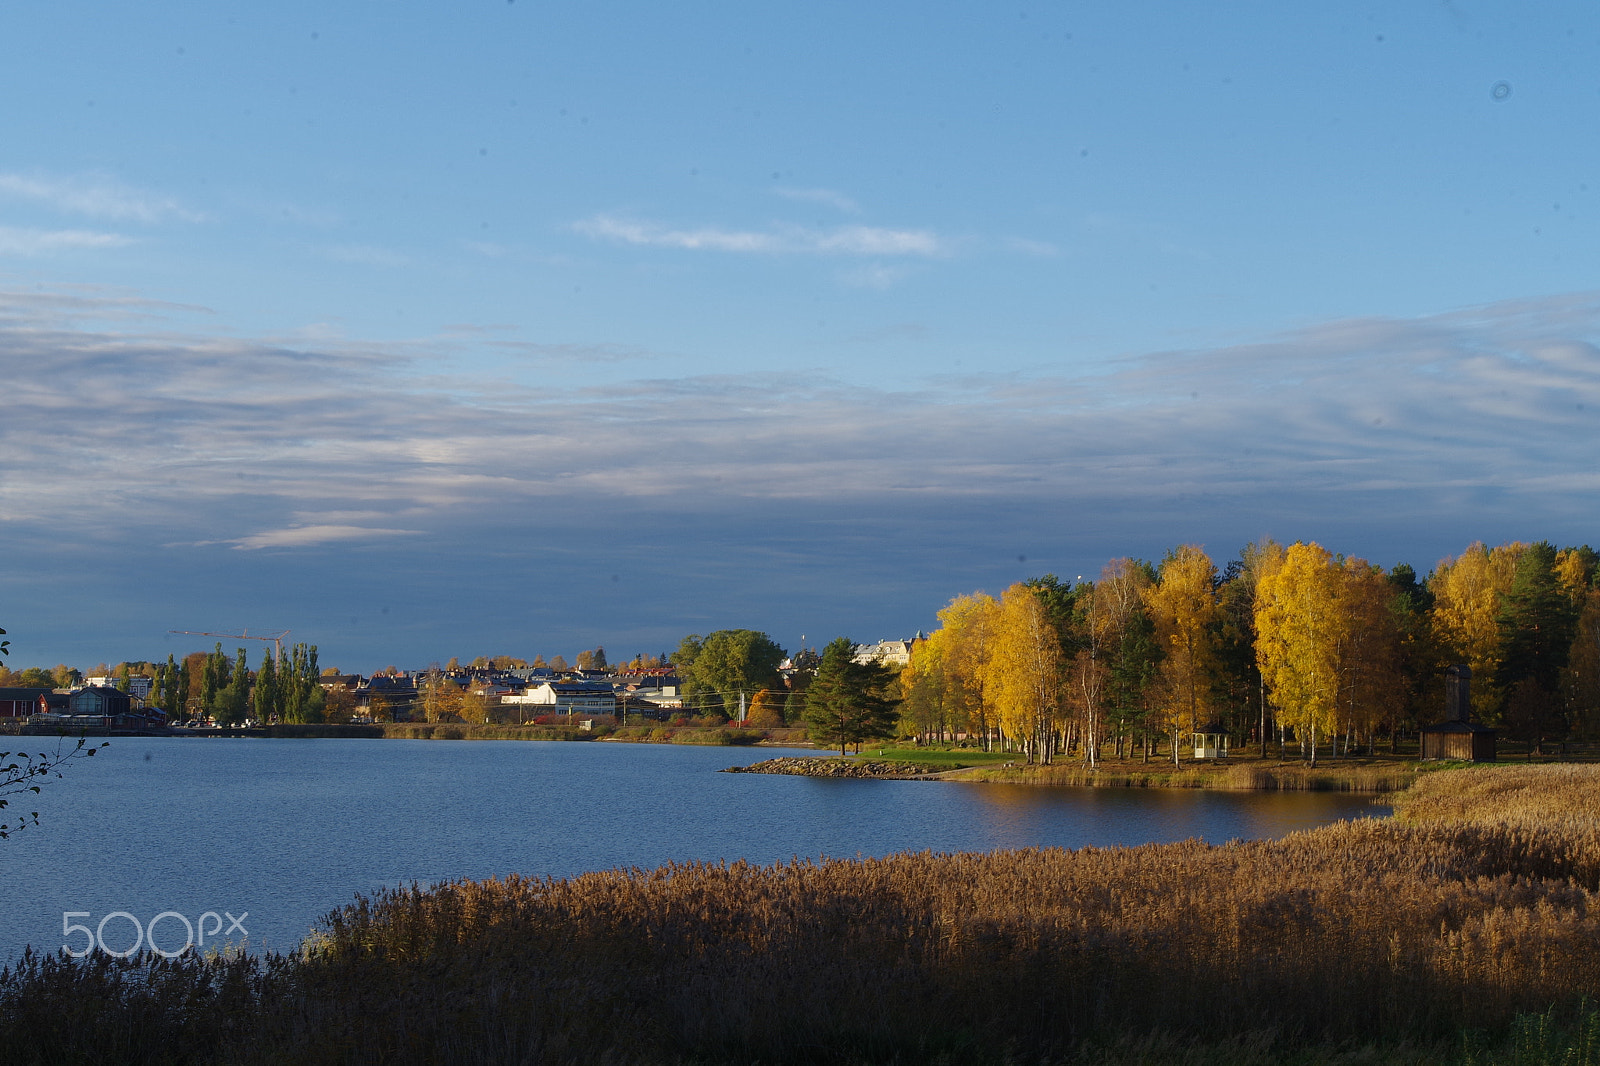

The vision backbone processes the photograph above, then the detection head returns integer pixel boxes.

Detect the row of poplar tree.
[148,643,327,725]
[900,539,1600,764]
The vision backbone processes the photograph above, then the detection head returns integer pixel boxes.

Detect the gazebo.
[1192,723,1229,760]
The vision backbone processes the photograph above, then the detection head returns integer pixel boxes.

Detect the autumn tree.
[420,671,466,722]
[746,689,786,729]
[1255,541,1344,766]
[1334,559,1405,753]
[459,687,491,725]
[803,638,897,754]
[981,584,1062,763]
[904,593,999,748]
[1429,542,1527,720]
[321,685,357,725]
[1144,545,1220,766]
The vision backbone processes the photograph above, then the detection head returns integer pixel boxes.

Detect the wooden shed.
[1421,664,1496,762]
[1420,719,1496,762]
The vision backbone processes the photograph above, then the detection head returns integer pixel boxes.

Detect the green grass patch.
[857,746,1018,769]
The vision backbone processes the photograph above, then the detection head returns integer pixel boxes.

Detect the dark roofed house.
[69,686,133,719]
[359,675,419,721]
[0,688,52,718]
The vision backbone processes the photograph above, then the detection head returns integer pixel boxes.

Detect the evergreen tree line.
[902,539,1600,762]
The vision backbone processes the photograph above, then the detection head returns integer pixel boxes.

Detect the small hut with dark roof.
[1421,664,1496,762]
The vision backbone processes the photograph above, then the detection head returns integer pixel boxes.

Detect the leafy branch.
[0,735,107,839]
[0,625,109,839]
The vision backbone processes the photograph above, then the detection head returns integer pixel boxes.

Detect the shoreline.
[59,723,1440,793]
[733,752,1425,793]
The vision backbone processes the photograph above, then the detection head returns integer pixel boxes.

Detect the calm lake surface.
[0,738,1385,962]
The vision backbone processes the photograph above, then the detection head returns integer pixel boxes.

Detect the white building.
[501,681,617,716]
[851,637,921,668]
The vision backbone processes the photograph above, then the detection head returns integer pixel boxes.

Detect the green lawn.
[858,746,1016,769]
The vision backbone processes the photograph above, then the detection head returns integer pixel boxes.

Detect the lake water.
[0,737,1385,963]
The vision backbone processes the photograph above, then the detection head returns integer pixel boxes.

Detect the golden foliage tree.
[980,584,1062,763]
[1255,541,1344,766]
[420,672,465,723]
[1429,541,1526,718]
[907,592,1000,748]
[747,688,785,729]
[1143,545,1219,765]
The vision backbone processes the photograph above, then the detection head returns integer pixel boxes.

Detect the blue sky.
[3,1,1598,672]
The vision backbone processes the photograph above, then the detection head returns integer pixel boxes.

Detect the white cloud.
[0,172,204,223]
[0,226,132,254]
[11,285,1600,667]
[573,214,945,257]
[5,285,1600,573]
[229,525,424,550]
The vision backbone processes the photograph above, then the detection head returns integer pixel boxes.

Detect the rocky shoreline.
[724,756,949,779]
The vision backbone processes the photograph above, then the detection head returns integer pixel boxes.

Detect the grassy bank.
[852,745,1017,770]
[3,763,1597,1064]
[956,752,1420,792]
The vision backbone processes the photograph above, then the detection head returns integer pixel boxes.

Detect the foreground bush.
[2,764,1598,1064]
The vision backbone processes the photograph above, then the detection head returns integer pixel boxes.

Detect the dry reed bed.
[2,764,1598,1064]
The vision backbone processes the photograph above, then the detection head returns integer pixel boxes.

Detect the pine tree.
[1496,542,1580,749]
[804,638,897,755]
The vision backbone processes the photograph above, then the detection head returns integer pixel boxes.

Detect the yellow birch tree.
[909,592,1000,749]
[1255,541,1344,766]
[1143,545,1219,765]
[981,584,1062,763]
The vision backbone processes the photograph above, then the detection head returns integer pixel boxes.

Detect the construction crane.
[169,629,291,661]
